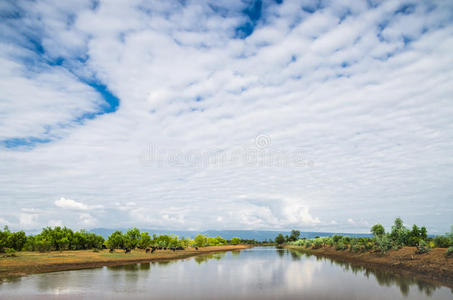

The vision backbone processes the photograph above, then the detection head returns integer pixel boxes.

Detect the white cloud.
[19,213,39,229]
[1,0,453,232]
[79,213,97,227]
[54,197,103,211]
[55,197,89,210]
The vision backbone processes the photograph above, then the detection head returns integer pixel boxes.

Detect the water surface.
[0,247,451,299]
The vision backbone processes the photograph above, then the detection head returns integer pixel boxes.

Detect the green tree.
[193,234,208,247]
[0,226,11,252]
[390,217,409,246]
[125,227,141,249]
[231,237,241,245]
[275,233,285,245]
[420,226,427,240]
[371,224,385,237]
[138,232,152,249]
[107,230,125,249]
[216,236,226,245]
[289,230,301,241]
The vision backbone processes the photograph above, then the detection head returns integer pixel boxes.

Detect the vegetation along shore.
[280,218,453,288]
[0,226,252,279]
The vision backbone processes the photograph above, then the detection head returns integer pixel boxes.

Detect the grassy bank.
[0,245,251,279]
[285,245,453,288]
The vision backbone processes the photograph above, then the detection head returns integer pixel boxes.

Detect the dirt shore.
[0,245,251,279]
[285,245,453,288]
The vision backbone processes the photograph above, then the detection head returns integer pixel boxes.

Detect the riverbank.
[0,245,251,279]
[285,245,453,288]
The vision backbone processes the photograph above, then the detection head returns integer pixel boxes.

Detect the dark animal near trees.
[109,248,114,253]
[102,245,107,249]
[145,248,150,253]
[195,247,198,250]
[124,248,131,254]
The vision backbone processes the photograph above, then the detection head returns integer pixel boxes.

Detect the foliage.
[289,230,300,242]
[138,232,152,249]
[125,228,141,249]
[433,236,451,248]
[106,230,125,249]
[312,238,323,249]
[374,234,392,254]
[275,234,285,245]
[390,218,409,247]
[446,247,453,257]
[336,241,347,251]
[415,240,431,254]
[371,224,385,237]
[193,234,209,247]
[332,235,343,243]
[230,237,241,245]
[0,225,236,252]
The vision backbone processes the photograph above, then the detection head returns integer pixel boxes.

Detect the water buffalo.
[145,248,150,253]
[109,248,114,253]
[194,247,198,250]
[151,247,156,253]
[176,246,184,250]
[124,248,131,254]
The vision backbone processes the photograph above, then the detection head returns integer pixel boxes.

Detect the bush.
[332,235,343,243]
[35,239,52,252]
[312,239,323,249]
[390,218,409,246]
[4,248,16,257]
[336,241,347,251]
[433,236,451,248]
[231,237,241,245]
[375,234,392,254]
[415,240,431,254]
[446,247,453,257]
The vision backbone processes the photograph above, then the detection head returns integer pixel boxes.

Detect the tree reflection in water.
[194,252,226,264]
[288,249,442,298]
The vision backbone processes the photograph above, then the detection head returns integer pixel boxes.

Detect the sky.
[1,0,453,234]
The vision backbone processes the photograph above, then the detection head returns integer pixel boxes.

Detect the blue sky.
[1,0,453,233]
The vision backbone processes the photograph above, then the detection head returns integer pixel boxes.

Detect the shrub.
[336,241,347,251]
[375,234,392,254]
[324,237,333,247]
[371,224,385,237]
[312,239,323,249]
[390,218,409,246]
[446,247,453,257]
[351,244,361,253]
[231,237,241,245]
[332,235,343,243]
[304,240,312,248]
[415,240,431,254]
[35,239,52,252]
[433,236,451,248]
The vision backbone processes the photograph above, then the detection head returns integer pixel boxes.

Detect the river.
[0,247,451,299]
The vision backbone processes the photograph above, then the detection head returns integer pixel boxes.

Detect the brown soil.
[285,245,453,288]
[0,245,251,279]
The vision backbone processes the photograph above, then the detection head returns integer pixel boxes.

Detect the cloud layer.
[1,0,453,233]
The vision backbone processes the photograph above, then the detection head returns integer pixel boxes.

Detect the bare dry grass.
[0,245,251,279]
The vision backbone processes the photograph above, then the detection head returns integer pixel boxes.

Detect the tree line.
[0,226,252,253]
[281,218,453,256]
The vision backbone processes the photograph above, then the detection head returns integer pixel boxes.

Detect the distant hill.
[89,228,372,241]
